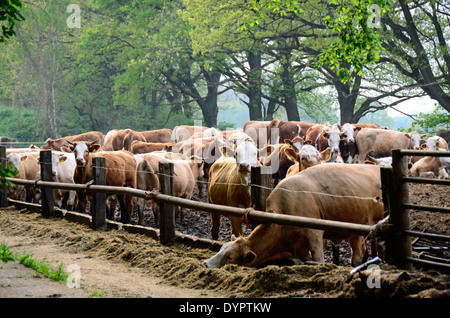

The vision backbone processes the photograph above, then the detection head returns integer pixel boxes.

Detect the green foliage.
[0,0,25,43]
[0,242,14,263]
[0,162,18,188]
[402,105,450,135]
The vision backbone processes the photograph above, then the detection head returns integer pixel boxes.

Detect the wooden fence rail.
[1,146,449,271]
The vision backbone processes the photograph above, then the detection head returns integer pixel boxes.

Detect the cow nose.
[76,158,85,165]
[239,163,250,172]
[332,147,339,153]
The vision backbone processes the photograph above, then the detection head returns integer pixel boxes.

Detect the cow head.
[340,123,360,144]
[205,236,258,268]
[405,132,427,150]
[235,141,258,174]
[36,152,68,179]
[68,140,101,166]
[284,136,305,152]
[323,130,347,153]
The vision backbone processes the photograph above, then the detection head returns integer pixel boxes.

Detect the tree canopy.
[0,0,448,142]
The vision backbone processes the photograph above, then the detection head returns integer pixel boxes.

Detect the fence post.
[0,146,8,207]
[40,150,54,218]
[251,166,272,211]
[390,149,413,269]
[91,157,106,230]
[158,161,175,245]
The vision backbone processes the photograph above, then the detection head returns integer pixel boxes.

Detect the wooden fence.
[381,149,450,271]
[1,146,449,270]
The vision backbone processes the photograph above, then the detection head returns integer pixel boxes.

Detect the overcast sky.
[387,96,438,118]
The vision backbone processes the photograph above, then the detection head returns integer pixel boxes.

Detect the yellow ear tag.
[92,148,97,153]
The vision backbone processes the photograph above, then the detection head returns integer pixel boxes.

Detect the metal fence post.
[390,149,413,269]
[0,146,8,207]
[92,157,106,230]
[158,161,175,245]
[40,150,54,218]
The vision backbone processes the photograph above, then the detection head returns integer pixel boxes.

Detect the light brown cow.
[68,141,136,224]
[305,124,346,153]
[41,131,105,151]
[243,120,271,148]
[102,129,118,151]
[285,146,336,178]
[140,128,172,143]
[122,130,147,151]
[205,164,384,268]
[130,140,174,154]
[171,125,208,142]
[260,142,298,183]
[411,155,450,178]
[356,128,426,163]
[6,152,40,202]
[208,140,259,240]
[111,129,132,151]
[135,154,204,224]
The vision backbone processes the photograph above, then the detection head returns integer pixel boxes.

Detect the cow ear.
[89,144,101,153]
[340,132,347,141]
[420,134,427,139]
[61,146,70,153]
[354,126,362,132]
[21,155,28,162]
[59,155,67,163]
[284,147,299,162]
[305,139,312,145]
[284,139,293,145]
[321,148,331,161]
[404,133,412,139]
[244,251,256,265]
[322,132,329,139]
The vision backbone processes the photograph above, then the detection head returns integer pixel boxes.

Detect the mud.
[1,181,449,298]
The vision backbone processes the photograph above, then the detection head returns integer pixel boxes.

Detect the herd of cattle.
[3,120,450,268]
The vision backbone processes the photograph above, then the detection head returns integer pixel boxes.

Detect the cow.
[260,142,300,184]
[243,120,271,148]
[171,125,208,142]
[122,130,147,151]
[225,131,255,150]
[67,140,137,224]
[339,123,361,163]
[140,128,172,144]
[41,131,105,151]
[305,124,347,154]
[285,145,336,178]
[110,129,133,151]
[207,140,259,240]
[6,145,40,155]
[266,119,315,144]
[411,155,450,178]
[101,129,118,151]
[189,127,221,140]
[205,164,384,268]
[179,137,226,197]
[135,154,204,224]
[355,128,426,163]
[130,140,175,154]
[48,151,77,210]
[363,155,392,167]
[6,152,40,202]
[423,136,449,151]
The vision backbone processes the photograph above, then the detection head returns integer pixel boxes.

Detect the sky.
[387,96,437,118]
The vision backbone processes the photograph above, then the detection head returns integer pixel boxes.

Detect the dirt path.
[0,206,224,298]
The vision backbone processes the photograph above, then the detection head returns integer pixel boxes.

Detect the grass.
[0,242,68,284]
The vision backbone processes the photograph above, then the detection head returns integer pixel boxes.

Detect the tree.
[0,0,25,43]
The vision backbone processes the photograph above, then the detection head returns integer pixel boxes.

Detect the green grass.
[0,242,68,283]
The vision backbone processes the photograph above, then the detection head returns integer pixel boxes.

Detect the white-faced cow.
[68,140,136,224]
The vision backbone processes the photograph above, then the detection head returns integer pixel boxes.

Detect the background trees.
[0,0,448,142]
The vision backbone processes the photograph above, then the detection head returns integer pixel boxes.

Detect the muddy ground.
[0,183,449,298]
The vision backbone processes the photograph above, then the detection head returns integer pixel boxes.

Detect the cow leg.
[210,213,221,240]
[332,242,340,265]
[349,235,368,266]
[117,194,133,224]
[229,216,243,239]
[308,230,325,263]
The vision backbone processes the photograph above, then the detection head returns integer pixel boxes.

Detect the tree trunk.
[247,51,263,120]
[279,51,300,121]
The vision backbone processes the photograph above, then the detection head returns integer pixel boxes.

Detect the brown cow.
[356,128,426,162]
[266,119,315,144]
[68,141,136,224]
[111,129,132,151]
[130,140,174,154]
[140,128,172,143]
[6,152,40,202]
[41,131,105,151]
[122,130,147,151]
[205,164,384,268]
[260,142,298,183]
[135,154,204,224]
[208,140,259,240]
[411,155,450,178]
